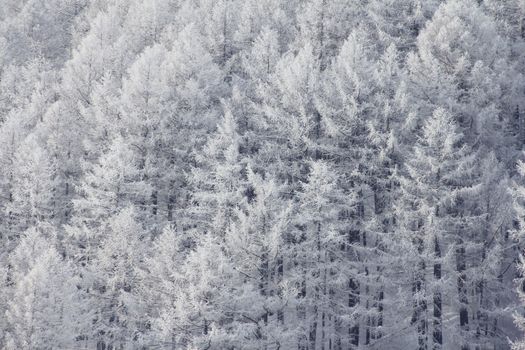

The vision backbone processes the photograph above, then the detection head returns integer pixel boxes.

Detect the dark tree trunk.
[433,236,442,349]
[457,237,469,350]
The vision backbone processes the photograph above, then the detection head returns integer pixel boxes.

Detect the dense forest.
[2,0,525,349]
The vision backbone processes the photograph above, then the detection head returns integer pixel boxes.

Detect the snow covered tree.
[117,43,171,229]
[4,226,85,349]
[367,0,439,52]
[483,0,525,40]
[406,0,513,154]
[514,260,525,350]
[316,29,403,347]
[511,157,525,350]
[68,136,143,258]
[295,0,364,70]
[233,0,295,58]
[190,108,248,235]
[402,2,519,347]
[393,108,503,349]
[290,160,355,349]
[211,169,293,349]
[170,168,293,349]
[7,134,58,234]
[258,41,321,182]
[0,0,87,65]
[143,224,193,347]
[118,25,224,229]
[90,206,146,349]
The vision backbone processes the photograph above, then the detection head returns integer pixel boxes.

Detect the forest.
[1,0,525,349]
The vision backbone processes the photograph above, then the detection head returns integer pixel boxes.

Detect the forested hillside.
[1,0,525,349]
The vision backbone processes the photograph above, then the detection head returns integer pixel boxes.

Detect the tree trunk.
[412,235,427,350]
[348,229,360,347]
[457,237,469,350]
[433,236,442,349]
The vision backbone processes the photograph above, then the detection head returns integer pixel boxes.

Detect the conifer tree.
[290,160,355,349]
[394,108,493,349]
[191,108,248,235]
[90,207,146,349]
[4,226,85,350]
